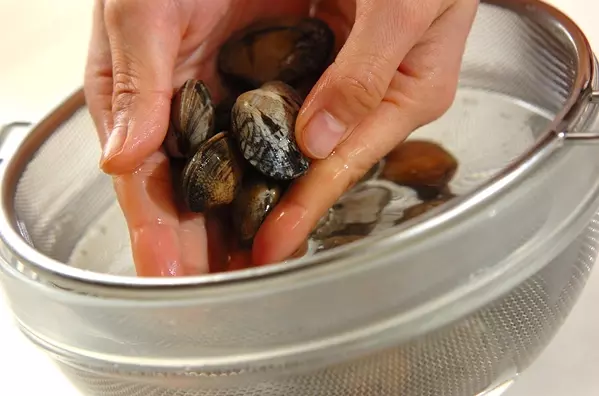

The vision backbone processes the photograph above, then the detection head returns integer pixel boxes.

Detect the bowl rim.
[0,0,597,296]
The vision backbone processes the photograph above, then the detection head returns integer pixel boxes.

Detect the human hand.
[85,0,313,276]
[84,0,478,276]
[252,0,479,264]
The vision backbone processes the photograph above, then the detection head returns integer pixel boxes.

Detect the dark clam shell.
[164,79,215,158]
[217,17,335,91]
[394,197,452,226]
[319,235,363,251]
[231,81,309,180]
[181,132,244,212]
[232,172,282,248]
[311,185,392,241]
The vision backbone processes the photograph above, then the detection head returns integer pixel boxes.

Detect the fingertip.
[100,122,169,175]
[100,149,146,175]
[252,200,311,266]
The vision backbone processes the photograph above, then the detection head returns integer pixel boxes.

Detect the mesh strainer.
[2,0,599,395]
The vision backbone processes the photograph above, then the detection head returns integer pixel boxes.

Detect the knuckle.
[104,0,141,24]
[112,67,142,110]
[333,59,390,115]
[424,79,458,122]
[104,0,126,25]
[105,0,176,28]
[397,72,459,125]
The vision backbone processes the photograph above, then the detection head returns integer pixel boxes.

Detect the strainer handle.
[0,122,32,143]
[0,122,32,155]
[563,91,599,141]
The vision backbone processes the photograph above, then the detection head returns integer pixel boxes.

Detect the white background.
[0,0,597,395]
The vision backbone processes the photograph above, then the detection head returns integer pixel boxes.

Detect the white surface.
[0,0,598,395]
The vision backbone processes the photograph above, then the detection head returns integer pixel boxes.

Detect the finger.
[254,0,477,265]
[113,152,210,276]
[253,95,414,265]
[100,0,181,175]
[84,0,113,145]
[395,0,478,122]
[295,0,446,160]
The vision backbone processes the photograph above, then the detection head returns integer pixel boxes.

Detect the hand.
[84,0,478,276]
[85,0,312,276]
[253,0,478,264]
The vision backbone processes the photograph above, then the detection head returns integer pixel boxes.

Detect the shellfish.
[395,197,452,225]
[159,15,466,270]
[231,80,310,180]
[231,171,282,247]
[381,139,458,200]
[218,17,335,91]
[164,79,215,158]
[181,132,244,212]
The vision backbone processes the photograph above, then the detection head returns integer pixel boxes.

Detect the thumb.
[296,0,443,159]
[100,0,180,174]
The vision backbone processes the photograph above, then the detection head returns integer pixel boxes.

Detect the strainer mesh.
[3,2,598,396]
[54,219,597,395]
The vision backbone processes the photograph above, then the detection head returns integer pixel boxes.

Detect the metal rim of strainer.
[0,0,598,296]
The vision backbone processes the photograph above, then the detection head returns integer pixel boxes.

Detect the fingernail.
[100,125,126,165]
[304,110,346,159]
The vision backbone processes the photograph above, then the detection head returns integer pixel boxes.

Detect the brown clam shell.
[232,172,282,248]
[164,79,215,158]
[217,17,335,91]
[181,132,244,212]
[319,235,363,251]
[395,197,452,225]
[381,139,458,199]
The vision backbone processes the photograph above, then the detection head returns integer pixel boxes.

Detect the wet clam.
[311,185,392,241]
[231,80,310,180]
[395,197,452,225]
[381,139,458,200]
[319,235,364,251]
[218,17,335,91]
[164,79,215,158]
[231,172,282,248]
[181,132,244,212]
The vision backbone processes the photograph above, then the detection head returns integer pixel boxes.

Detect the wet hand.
[84,0,478,275]
[84,0,312,276]
[252,0,478,264]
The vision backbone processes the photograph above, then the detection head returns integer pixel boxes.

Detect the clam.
[381,139,458,200]
[164,79,215,158]
[356,160,385,185]
[232,171,282,247]
[231,80,309,180]
[311,185,392,241]
[319,235,364,251]
[395,197,451,225]
[218,17,335,91]
[181,132,244,212]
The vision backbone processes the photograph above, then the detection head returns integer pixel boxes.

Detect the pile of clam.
[311,139,459,250]
[163,16,460,264]
[163,17,335,251]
